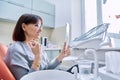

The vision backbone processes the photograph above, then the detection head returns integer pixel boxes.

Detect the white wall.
[46,0,82,41]
[46,0,71,27]
[0,21,15,45]
[50,26,66,46]
[71,0,81,40]
[54,0,71,27]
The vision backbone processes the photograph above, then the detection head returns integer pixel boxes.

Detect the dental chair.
[0,43,15,80]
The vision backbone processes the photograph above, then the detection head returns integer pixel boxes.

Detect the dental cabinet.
[0,0,55,27]
[99,67,120,80]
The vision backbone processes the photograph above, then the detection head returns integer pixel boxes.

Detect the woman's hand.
[28,39,41,57]
[57,42,71,62]
[28,39,41,70]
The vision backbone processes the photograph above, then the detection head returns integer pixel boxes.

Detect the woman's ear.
[22,23,26,31]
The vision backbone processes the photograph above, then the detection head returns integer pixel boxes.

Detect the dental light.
[71,23,110,49]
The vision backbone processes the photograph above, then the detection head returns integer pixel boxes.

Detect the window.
[102,0,120,33]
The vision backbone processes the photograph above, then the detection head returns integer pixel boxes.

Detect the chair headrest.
[0,43,8,58]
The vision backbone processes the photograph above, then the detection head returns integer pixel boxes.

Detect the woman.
[4,14,70,80]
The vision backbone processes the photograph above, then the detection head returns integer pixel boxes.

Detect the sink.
[20,70,75,80]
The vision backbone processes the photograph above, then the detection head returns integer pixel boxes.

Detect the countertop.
[44,47,61,51]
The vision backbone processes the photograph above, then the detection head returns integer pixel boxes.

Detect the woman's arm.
[46,42,71,69]
[57,42,71,62]
[47,58,61,69]
[28,39,41,70]
[10,65,38,80]
[10,65,29,80]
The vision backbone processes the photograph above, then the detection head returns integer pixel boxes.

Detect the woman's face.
[22,19,42,40]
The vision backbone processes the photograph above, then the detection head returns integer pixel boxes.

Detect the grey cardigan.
[4,41,61,80]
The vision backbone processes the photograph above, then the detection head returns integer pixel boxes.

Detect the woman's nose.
[38,27,42,32]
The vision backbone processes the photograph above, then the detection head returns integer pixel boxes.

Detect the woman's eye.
[35,24,39,27]
[35,24,41,28]
[34,24,42,29]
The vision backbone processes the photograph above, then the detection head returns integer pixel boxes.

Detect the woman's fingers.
[28,40,41,56]
[62,42,66,50]
[28,39,39,48]
[63,45,70,57]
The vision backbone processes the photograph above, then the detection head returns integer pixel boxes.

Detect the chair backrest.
[0,43,15,80]
[0,56,15,80]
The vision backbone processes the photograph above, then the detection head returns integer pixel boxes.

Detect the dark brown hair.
[12,14,43,41]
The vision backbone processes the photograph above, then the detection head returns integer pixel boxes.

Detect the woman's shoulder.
[8,41,26,53]
[9,42,23,49]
